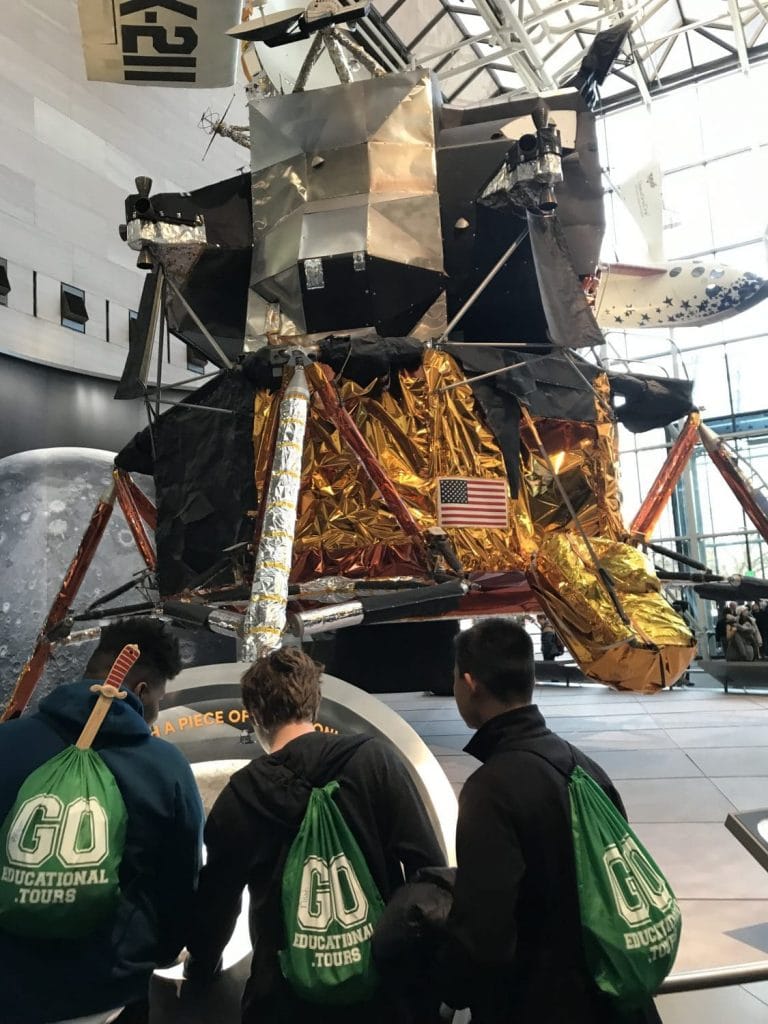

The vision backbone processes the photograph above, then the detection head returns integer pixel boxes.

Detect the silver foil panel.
[299,200,368,261]
[289,602,365,639]
[304,258,325,290]
[246,69,443,348]
[242,365,310,661]
[306,143,369,203]
[126,218,206,251]
[368,195,443,270]
[410,292,448,341]
[251,158,307,237]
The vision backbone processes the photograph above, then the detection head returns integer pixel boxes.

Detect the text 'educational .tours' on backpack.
[279,779,385,1005]
[0,646,137,939]
[569,764,681,1006]
[521,745,681,1006]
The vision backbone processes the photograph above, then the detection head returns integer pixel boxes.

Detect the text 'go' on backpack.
[0,645,138,939]
[279,780,385,1006]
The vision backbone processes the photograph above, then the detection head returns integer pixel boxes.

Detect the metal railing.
[659,960,768,994]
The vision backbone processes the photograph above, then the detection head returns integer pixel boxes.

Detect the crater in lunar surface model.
[0,447,234,707]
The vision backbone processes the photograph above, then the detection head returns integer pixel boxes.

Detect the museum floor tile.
[379,682,768,1018]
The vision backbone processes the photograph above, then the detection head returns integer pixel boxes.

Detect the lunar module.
[9,12,768,724]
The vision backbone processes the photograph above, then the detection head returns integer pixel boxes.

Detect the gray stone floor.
[379,682,768,1023]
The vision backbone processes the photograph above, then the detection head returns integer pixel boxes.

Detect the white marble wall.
[0,0,248,384]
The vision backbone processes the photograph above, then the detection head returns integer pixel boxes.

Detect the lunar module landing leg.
[2,348,471,718]
[1,474,159,721]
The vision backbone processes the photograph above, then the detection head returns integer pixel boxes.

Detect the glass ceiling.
[372,0,768,108]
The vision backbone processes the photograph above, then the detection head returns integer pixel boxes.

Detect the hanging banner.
[77,0,240,88]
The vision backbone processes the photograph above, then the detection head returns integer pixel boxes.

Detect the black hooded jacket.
[186,731,446,1023]
[437,705,663,1024]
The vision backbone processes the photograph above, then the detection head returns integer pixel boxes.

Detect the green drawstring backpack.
[0,646,136,939]
[569,764,681,1006]
[279,780,385,1005]
[521,745,680,1007]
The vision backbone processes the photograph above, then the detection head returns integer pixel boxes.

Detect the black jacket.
[0,681,203,1024]
[186,732,446,1024]
[437,705,663,1024]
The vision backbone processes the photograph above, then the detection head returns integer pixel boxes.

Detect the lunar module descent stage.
[8,15,768,725]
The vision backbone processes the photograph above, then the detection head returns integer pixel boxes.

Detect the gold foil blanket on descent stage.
[530,533,695,692]
[253,348,627,581]
[249,347,693,689]
[250,347,694,690]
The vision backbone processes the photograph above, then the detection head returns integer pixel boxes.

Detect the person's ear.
[133,681,148,701]
[463,672,478,696]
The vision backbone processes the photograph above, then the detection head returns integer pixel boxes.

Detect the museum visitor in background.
[537,613,565,661]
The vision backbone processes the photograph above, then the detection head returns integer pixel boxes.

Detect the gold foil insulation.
[250,349,693,688]
[253,349,533,581]
[530,533,696,693]
[519,386,624,543]
[243,365,310,660]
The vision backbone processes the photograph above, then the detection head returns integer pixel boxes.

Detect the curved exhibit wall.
[0,354,147,459]
[0,445,234,704]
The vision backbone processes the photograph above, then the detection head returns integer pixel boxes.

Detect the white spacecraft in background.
[592,160,768,329]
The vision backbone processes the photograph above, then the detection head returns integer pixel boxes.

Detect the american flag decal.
[437,478,509,529]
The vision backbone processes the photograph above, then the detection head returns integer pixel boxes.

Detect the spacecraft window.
[0,258,9,305]
[669,266,682,277]
[61,283,88,333]
[710,267,725,279]
[691,266,705,277]
[187,344,206,374]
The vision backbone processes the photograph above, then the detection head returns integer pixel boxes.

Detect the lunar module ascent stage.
[10,13,768,735]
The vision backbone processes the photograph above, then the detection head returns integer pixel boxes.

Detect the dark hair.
[91,617,182,689]
[455,618,534,703]
[241,647,322,734]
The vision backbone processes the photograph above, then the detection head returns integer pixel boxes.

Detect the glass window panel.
[658,34,695,78]
[601,107,656,178]
[662,166,713,258]
[617,451,642,521]
[700,535,750,578]
[716,240,768,278]
[671,318,724,352]
[706,151,768,250]
[691,449,746,536]
[683,347,732,417]
[654,499,676,541]
[720,300,768,343]
[697,71,768,158]
[599,73,633,100]
[650,89,704,171]
[724,338,768,415]
[617,422,639,454]
[622,346,676,378]
[747,533,768,578]
[634,446,667,511]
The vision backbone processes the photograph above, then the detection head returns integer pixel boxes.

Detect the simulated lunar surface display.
[0,447,232,707]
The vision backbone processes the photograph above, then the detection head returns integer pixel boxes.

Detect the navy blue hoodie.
[0,681,204,1024]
